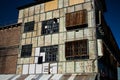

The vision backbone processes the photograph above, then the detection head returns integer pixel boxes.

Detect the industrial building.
[0,0,120,80]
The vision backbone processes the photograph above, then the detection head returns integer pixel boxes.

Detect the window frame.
[21,44,32,58]
[24,21,35,33]
[65,39,88,60]
[41,18,59,35]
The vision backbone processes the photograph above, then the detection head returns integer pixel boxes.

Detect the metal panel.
[42,63,49,74]
[22,65,29,74]
[67,31,75,41]
[50,63,57,74]
[45,35,51,46]
[26,32,32,38]
[29,57,35,64]
[67,6,74,13]
[58,62,66,74]
[66,62,74,73]
[40,4,44,13]
[29,6,34,16]
[36,64,42,74]
[40,52,45,62]
[34,14,39,22]
[18,10,23,18]
[75,4,82,11]
[52,34,58,45]
[21,39,25,45]
[34,57,38,63]
[28,16,34,22]
[75,61,84,73]
[24,8,29,17]
[29,64,35,74]
[46,11,52,20]
[40,13,45,21]
[32,37,38,47]
[38,36,45,47]
[35,5,40,14]
[45,0,58,12]
[59,0,63,8]
[59,45,66,61]
[23,58,29,64]
[26,38,31,44]
[60,8,66,17]
[35,47,40,56]
[64,0,69,7]
[60,17,65,32]
[53,10,59,18]
[97,39,103,56]
[75,29,84,39]
[59,33,64,44]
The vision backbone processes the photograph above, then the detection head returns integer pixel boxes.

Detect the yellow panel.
[69,0,84,6]
[45,0,58,12]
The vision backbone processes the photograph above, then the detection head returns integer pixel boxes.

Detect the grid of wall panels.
[17,0,98,74]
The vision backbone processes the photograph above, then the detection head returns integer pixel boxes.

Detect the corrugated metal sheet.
[0,73,97,80]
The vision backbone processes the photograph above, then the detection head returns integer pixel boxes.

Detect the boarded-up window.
[66,10,87,30]
[24,21,34,32]
[65,40,88,60]
[21,44,32,57]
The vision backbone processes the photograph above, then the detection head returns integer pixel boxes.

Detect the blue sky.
[0,0,120,49]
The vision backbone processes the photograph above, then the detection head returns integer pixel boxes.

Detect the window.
[66,9,87,30]
[41,18,59,35]
[40,45,58,62]
[24,21,34,32]
[21,44,32,57]
[65,40,88,60]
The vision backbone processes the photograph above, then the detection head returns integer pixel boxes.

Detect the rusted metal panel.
[38,36,45,47]
[45,0,58,12]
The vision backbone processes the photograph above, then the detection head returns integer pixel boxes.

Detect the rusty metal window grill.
[65,39,88,60]
[40,45,58,62]
[21,44,32,57]
[66,9,87,30]
[41,18,59,35]
[24,21,34,32]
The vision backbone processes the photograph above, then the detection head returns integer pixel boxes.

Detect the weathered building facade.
[0,0,120,80]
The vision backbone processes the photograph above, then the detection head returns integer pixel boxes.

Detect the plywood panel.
[66,62,74,73]
[29,6,34,16]
[53,10,59,18]
[69,0,84,6]
[19,10,23,18]
[35,5,40,14]
[45,0,58,12]
[36,64,42,74]
[52,34,58,45]
[22,65,29,74]
[29,64,35,74]
[46,11,52,20]
[16,65,22,74]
